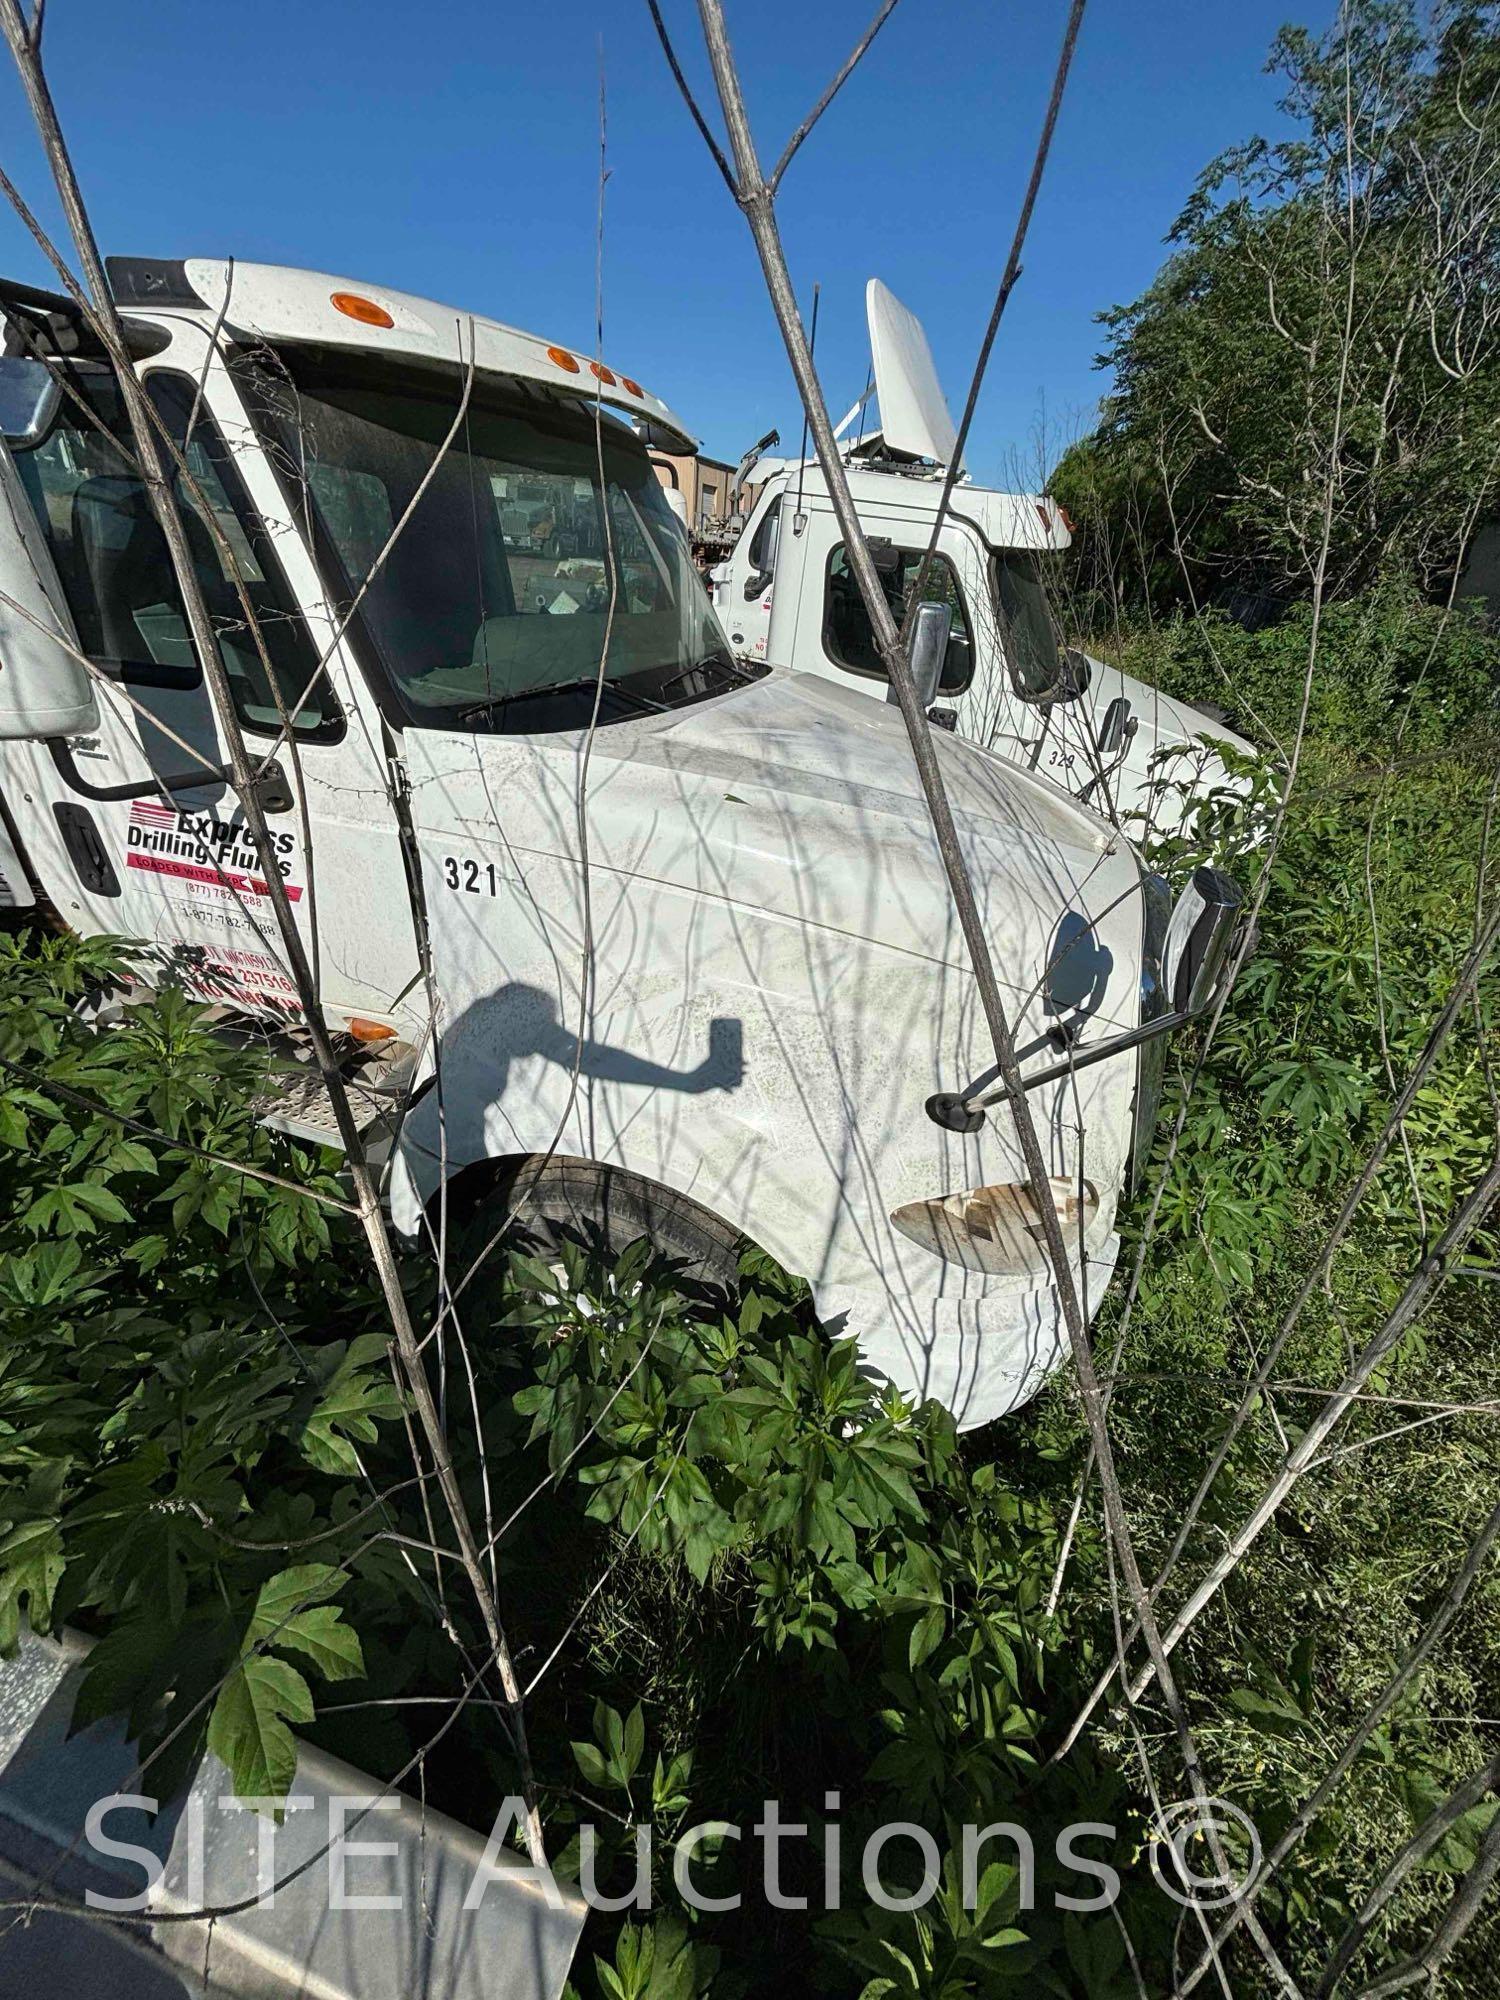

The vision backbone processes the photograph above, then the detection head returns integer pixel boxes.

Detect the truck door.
[0,319,421,1032]
[715,480,782,663]
[785,505,987,726]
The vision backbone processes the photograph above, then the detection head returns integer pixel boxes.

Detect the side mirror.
[1164,866,1242,1014]
[1052,648,1093,702]
[1099,695,1135,756]
[0,357,60,447]
[0,446,99,740]
[908,600,953,710]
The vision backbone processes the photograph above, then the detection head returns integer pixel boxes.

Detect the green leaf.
[68,1181,131,1226]
[207,1653,314,1800]
[298,1337,402,1475]
[572,1740,612,1789]
[908,1604,945,1670]
[0,1516,65,1650]
[622,1701,645,1781]
[247,1565,364,1682]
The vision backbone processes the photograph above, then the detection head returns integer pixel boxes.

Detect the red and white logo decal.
[125,801,303,904]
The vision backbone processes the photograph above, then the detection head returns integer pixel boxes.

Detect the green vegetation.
[1052,2,1500,620]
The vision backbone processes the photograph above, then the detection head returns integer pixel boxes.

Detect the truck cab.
[713,281,1253,834]
[0,258,1231,1429]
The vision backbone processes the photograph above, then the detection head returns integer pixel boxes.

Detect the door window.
[11,362,340,738]
[823,542,974,693]
[746,493,781,575]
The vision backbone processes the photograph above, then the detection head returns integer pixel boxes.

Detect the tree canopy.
[1053,2,1500,622]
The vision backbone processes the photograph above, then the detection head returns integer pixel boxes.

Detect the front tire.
[467,1153,744,1292]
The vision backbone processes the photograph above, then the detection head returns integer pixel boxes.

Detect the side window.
[11,362,340,738]
[14,362,197,688]
[823,542,974,694]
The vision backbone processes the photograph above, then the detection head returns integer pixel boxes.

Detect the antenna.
[855,360,873,450]
[792,280,819,535]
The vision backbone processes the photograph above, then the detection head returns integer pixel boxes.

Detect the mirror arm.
[984,1004,1196,1100]
[926,1004,1198,1132]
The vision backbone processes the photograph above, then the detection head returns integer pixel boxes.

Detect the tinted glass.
[241,348,748,733]
[993,552,1064,701]
[823,543,973,694]
[11,362,337,736]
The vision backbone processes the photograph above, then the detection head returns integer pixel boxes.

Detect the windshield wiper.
[455,675,668,727]
[650,652,758,704]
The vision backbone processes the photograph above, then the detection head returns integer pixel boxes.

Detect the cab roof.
[757,460,1072,553]
[105,256,698,452]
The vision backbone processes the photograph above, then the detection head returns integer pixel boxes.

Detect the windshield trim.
[234,342,748,736]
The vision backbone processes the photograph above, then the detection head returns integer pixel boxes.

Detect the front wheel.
[465,1153,744,1293]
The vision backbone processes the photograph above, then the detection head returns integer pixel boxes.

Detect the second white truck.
[711,280,1252,834]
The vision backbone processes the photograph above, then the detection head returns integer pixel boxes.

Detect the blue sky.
[0,0,1303,483]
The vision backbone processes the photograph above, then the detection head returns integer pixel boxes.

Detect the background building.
[650,448,758,531]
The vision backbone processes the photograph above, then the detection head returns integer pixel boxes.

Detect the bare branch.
[767,0,902,194]
[900,0,1087,640]
[644,0,735,194]
[1317,1755,1500,1996]
[1178,1494,1500,1992]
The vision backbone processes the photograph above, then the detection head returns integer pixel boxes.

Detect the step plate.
[254,1048,416,1153]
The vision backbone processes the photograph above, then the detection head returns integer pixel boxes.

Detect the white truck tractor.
[712,280,1252,832]
[0,258,1237,1428]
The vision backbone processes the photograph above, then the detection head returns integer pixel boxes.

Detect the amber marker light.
[547,346,581,373]
[347,1017,397,1043]
[331,292,395,329]
[621,376,645,397]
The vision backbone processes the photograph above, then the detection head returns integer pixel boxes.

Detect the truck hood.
[620,667,1125,862]
[406,666,1145,1034]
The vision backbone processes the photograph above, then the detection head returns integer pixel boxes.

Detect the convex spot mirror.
[1048,647,1093,703]
[0,357,60,447]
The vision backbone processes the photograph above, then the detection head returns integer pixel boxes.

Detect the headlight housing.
[892,1176,1099,1276]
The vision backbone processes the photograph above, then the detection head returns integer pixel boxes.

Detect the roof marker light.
[589,361,617,385]
[331,292,395,329]
[547,346,581,373]
[621,376,644,398]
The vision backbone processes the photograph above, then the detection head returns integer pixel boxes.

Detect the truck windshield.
[993,551,1064,702]
[239,347,749,731]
